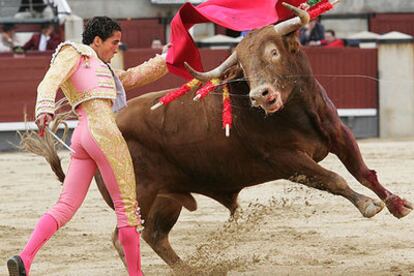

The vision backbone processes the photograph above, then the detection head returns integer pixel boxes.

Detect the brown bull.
[93,4,413,270]
[32,3,411,272]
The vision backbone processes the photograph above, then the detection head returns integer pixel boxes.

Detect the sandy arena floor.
[1,138,414,275]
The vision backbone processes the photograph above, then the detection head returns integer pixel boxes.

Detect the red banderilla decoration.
[193,78,221,101]
[222,84,232,137]
[151,78,202,110]
[309,0,339,20]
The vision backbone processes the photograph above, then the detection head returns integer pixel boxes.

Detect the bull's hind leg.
[141,193,188,270]
[288,152,384,218]
[111,227,127,268]
[331,124,412,218]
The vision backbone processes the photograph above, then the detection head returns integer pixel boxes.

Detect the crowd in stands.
[0,22,62,53]
[0,0,69,53]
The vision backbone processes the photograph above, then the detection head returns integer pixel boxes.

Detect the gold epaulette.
[51,41,95,65]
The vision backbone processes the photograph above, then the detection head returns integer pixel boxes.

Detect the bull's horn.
[184,52,237,81]
[274,2,310,35]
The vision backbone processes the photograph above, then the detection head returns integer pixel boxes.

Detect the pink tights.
[19,106,142,275]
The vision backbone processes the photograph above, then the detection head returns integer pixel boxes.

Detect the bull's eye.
[271,49,278,57]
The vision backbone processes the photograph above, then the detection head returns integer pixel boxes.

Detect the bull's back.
[116,90,171,144]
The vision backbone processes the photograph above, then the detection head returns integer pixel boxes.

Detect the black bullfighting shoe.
[7,255,27,276]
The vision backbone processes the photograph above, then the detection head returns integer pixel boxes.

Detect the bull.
[33,3,412,272]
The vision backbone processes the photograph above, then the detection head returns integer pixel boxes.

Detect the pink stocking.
[118,226,142,276]
[19,214,59,273]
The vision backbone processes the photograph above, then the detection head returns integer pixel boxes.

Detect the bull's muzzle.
[249,84,284,113]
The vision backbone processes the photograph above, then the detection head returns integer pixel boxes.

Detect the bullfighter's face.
[92,30,121,63]
[236,27,300,114]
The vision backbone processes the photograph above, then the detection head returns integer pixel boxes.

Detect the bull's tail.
[18,99,74,184]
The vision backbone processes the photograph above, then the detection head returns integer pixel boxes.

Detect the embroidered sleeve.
[35,46,80,118]
[116,54,168,91]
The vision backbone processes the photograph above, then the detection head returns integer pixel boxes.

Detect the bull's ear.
[284,32,300,54]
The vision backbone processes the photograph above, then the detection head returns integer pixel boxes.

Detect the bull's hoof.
[385,195,413,218]
[358,198,385,218]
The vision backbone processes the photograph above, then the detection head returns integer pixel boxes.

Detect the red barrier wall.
[118,18,165,48]
[370,13,414,36]
[304,47,378,109]
[0,47,378,123]
[0,53,51,122]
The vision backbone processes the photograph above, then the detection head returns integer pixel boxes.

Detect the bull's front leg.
[331,123,412,218]
[286,152,385,218]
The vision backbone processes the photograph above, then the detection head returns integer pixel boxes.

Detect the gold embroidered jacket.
[35,41,168,118]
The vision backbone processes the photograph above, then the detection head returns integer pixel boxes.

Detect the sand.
[1,138,414,275]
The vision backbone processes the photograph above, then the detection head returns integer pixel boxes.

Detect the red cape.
[167,0,306,79]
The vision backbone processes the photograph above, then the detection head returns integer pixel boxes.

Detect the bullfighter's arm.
[116,54,168,91]
[35,46,79,118]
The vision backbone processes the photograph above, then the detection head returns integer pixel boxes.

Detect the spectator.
[151,38,163,50]
[0,24,21,52]
[23,23,62,51]
[299,19,325,46]
[321,29,345,48]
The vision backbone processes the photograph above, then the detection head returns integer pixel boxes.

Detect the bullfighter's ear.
[284,32,300,54]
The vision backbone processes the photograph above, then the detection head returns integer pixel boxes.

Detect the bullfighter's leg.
[331,123,412,218]
[80,102,143,276]
[110,178,160,270]
[141,194,187,270]
[95,171,114,210]
[10,150,97,275]
[287,152,384,218]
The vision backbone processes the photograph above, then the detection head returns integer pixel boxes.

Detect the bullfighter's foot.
[385,195,413,218]
[356,197,385,218]
[7,255,27,276]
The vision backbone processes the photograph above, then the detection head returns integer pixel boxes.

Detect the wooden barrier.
[370,14,414,36]
[0,53,51,122]
[118,18,165,48]
[304,47,378,109]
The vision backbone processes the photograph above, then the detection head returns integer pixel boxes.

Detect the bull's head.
[185,3,310,114]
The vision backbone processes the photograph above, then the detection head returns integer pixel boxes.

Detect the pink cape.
[167,0,307,79]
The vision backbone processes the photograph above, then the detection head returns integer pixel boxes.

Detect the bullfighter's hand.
[162,43,172,54]
[299,3,310,10]
[35,113,53,137]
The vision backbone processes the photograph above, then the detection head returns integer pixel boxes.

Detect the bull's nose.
[249,89,268,105]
